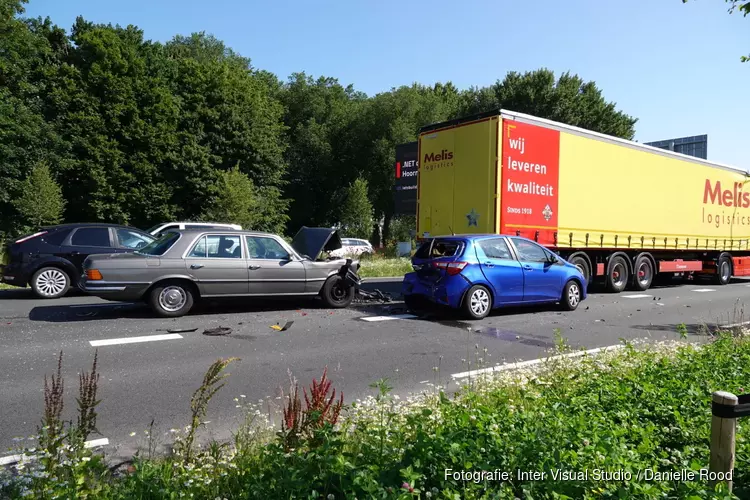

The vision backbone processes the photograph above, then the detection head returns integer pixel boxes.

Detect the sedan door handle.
[248,265,261,270]
[190,264,204,269]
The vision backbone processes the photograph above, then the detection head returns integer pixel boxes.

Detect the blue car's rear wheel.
[462,285,491,320]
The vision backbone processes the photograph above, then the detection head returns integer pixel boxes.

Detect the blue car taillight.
[432,261,468,276]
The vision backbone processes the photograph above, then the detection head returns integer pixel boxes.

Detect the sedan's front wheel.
[320,275,354,308]
[31,267,71,299]
[149,281,195,317]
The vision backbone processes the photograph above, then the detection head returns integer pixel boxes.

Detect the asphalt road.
[1,276,749,462]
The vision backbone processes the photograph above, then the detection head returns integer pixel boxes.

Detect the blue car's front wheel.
[462,285,491,320]
[560,280,582,311]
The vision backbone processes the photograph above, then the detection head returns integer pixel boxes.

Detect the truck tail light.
[86,269,103,280]
[15,231,47,244]
[433,261,468,275]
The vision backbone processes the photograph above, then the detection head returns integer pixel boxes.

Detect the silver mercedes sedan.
[78,227,362,317]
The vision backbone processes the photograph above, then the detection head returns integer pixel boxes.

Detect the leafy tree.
[165,33,289,228]
[12,162,66,232]
[457,69,637,139]
[279,73,365,231]
[339,178,373,240]
[348,83,460,242]
[202,165,289,234]
[0,0,66,233]
[682,0,749,62]
[389,215,416,242]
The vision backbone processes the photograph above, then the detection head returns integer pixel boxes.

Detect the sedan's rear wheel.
[321,275,354,308]
[462,285,491,320]
[31,267,70,299]
[149,281,194,317]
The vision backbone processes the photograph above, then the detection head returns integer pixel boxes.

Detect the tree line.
[1,0,639,244]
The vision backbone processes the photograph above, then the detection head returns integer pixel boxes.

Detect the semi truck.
[416,109,750,292]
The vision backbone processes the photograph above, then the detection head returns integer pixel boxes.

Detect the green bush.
[4,334,750,499]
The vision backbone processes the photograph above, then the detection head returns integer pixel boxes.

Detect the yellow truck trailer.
[416,109,750,292]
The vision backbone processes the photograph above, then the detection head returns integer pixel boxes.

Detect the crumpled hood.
[291,227,343,259]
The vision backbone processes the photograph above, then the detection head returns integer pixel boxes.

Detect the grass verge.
[2,334,749,498]
[357,255,412,278]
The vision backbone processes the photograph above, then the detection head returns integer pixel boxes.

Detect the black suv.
[1,223,156,299]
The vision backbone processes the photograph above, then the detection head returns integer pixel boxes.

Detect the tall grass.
[357,253,413,278]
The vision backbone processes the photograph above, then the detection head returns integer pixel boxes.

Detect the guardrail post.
[710,391,738,493]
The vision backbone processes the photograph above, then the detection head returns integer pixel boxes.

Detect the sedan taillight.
[432,261,468,276]
[86,269,103,280]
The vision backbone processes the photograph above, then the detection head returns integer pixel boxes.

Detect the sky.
[21,0,750,170]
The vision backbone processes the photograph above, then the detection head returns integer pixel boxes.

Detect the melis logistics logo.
[423,149,454,171]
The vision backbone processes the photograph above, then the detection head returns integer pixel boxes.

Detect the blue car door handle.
[190,264,204,269]
[523,265,533,271]
[484,261,494,268]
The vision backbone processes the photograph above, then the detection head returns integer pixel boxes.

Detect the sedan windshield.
[136,232,180,256]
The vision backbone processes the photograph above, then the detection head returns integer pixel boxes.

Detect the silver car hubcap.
[159,286,187,312]
[568,283,580,307]
[36,270,67,297]
[470,289,490,316]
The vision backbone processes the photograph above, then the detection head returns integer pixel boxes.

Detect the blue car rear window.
[414,239,462,258]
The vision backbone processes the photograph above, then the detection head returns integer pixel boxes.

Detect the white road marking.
[89,334,183,347]
[692,288,716,292]
[361,314,417,322]
[419,380,430,384]
[451,344,624,380]
[720,321,750,329]
[0,438,109,465]
[0,454,24,466]
[622,294,652,298]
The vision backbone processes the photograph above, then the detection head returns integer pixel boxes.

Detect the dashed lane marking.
[361,314,417,322]
[691,289,716,292]
[622,294,652,298]
[89,333,183,347]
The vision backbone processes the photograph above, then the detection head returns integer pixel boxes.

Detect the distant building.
[644,135,707,160]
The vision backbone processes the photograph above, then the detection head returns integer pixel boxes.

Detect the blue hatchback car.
[401,234,587,319]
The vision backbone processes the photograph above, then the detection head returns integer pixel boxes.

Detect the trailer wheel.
[568,255,591,287]
[606,255,629,293]
[631,255,654,291]
[715,254,732,286]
